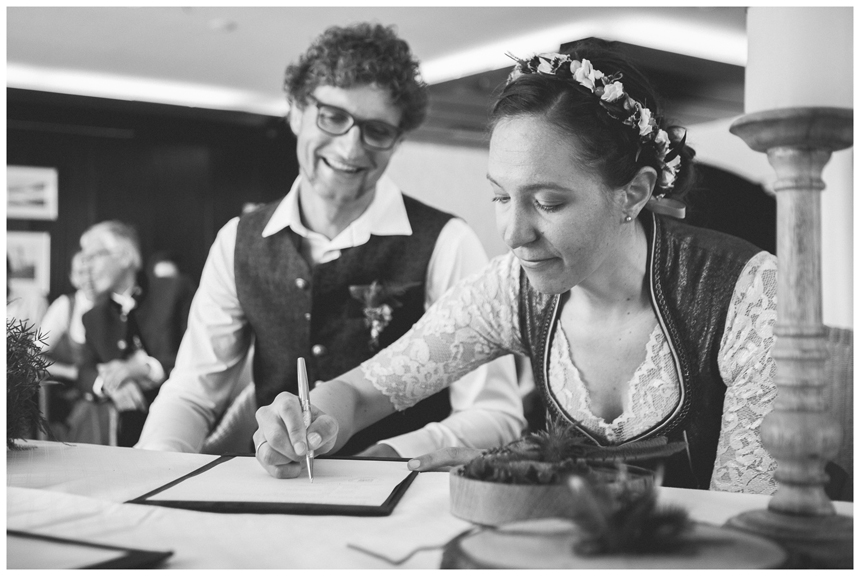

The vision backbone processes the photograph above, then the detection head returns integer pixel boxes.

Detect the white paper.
[147,457,413,507]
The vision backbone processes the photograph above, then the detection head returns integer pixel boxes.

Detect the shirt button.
[117,340,127,351]
[303,312,311,321]
[311,344,326,357]
[295,278,309,290]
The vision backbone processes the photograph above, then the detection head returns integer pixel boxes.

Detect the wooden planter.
[449,464,653,526]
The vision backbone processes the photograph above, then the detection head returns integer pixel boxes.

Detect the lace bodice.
[361,251,778,494]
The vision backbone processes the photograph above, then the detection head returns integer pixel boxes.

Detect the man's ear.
[622,166,658,218]
[286,99,303,136]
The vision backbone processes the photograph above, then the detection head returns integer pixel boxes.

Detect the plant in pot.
[450,424,687,528]
[7,318,50,449]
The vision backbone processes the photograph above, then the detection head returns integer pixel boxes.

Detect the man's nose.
[333,124,365,156]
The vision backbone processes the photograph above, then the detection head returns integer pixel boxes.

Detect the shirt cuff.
[144,355,166,383]
[92,376,106,398]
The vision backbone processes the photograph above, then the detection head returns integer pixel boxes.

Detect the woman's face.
[487,115,624,295]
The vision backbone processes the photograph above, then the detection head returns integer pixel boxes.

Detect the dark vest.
[520,212,762,489]
[235,193,454,455]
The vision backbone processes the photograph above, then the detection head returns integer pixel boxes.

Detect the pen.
[297,357,314,482]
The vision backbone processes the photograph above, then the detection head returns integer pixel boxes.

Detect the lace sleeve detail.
[710,251,779,494]
[360,253,526,411]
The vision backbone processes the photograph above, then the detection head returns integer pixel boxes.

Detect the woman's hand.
[406,447,483,472]
[254,391,339,479]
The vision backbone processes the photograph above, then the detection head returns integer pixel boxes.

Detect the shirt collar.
[261,175,412,246]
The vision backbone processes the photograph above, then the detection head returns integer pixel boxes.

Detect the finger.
[306,410,338,454]
[256,441,303,479]
[254,393,303,461]
[407,447,483,472]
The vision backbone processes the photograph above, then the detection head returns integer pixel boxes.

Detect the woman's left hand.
[406,447,483,472]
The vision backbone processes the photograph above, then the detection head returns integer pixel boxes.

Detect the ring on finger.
[255,439,267,452]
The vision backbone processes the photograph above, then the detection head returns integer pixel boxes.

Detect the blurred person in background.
[37,251,100,438]
[78,220,193,446]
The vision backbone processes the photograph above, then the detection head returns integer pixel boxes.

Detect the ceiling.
[7,6,748,145]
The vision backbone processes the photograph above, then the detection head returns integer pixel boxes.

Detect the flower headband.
[506,52,686,204]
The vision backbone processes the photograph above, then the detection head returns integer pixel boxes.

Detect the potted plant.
[449,425,686,527]
[7,318,50,448]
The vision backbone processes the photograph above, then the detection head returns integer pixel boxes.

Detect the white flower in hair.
[637,106,653,136]
[537,59,554,74]
[573,58,603,90]
[601,81,624,102]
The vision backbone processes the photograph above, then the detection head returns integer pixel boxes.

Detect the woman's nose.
[500,203,538,249]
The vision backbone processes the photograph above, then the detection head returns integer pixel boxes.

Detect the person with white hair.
[77,220,193,446]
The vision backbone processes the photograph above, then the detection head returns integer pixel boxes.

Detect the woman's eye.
[535,200,561,213]
[491,196,509,204]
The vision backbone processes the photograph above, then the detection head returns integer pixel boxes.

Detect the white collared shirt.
[138,175,525,455]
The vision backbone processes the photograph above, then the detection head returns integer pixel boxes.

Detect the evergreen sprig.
[7,318,51,448]
[459,425,687,485]
[567,470,692,555]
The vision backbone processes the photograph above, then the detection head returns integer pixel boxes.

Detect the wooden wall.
[7,88,298,301]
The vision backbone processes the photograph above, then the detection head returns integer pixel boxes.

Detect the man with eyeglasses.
[76,220,193,446]
[137,23,524,459]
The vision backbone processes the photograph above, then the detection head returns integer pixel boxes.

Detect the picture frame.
[7,231,51,296]
[7,165,59,221]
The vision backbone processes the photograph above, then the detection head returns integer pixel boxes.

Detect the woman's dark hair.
[284,23,428,133]
[490,38,696,200]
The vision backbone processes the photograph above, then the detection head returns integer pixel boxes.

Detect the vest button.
[295,278,309,290]
[117,340,128,351]
[311,344,326,357]
[304,312,311,321]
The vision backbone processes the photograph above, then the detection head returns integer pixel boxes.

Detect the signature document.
[143,457,415,510]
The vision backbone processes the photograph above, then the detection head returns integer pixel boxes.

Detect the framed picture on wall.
[7,165,59,220]
[7,231,51,296]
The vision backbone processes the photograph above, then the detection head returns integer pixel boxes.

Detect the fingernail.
[407,459,420,470]
[308,433,321,449]
[294,441,307,455]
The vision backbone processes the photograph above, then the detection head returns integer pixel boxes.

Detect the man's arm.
[372,218,526,457]
[135,218,253,453]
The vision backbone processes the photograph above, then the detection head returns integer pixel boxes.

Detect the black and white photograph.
[6,5,854,570]
[7,165,59,221]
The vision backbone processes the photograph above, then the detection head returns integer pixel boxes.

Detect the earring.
[624,215,633,223]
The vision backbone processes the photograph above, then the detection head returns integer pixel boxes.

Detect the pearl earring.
[624,215,633,223]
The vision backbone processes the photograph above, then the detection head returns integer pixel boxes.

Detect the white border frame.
[7,231,51,295]
[7,166,59,221]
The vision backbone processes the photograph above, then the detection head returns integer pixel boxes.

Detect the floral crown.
[506,52,686,196]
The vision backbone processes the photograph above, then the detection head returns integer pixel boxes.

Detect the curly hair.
[490,38,696,201]
[284,23,428,133]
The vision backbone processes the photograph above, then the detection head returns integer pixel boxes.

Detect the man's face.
[289,84,403,207]
[79,234,132,295]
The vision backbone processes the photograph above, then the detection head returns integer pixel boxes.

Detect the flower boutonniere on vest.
[349,280,421,351]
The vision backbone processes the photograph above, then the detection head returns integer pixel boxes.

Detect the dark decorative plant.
[566,467,692,556]
[7,318,50,448]
[459,425,687,485]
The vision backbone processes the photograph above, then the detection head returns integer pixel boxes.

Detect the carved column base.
[726,510,853,568]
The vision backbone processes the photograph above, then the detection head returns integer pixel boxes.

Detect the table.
[7,440,854,569]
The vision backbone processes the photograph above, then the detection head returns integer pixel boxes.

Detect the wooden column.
[724,107,853,568]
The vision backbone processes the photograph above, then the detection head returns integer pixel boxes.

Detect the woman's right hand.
[254,391,339,479]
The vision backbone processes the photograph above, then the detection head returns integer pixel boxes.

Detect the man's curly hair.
[284,23,428,133]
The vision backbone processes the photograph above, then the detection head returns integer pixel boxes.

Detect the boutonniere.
[349,280,421,351]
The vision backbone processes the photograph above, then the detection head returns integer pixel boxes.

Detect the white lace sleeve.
[360,253,526,411]
[710,251,779,494]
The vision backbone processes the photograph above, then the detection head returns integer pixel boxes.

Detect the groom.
[137,22,525,457]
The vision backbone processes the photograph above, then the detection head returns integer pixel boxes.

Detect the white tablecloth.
[6,440,853,569]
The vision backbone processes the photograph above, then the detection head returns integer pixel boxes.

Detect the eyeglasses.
[307,96,402,151]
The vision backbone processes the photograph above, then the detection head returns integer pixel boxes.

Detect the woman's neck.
[569,217,650,316]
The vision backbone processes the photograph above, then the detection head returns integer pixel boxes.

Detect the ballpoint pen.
[297,357,314,482]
